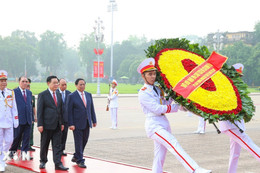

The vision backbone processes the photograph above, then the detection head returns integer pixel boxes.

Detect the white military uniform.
[139,83,200,173]
[219,120,260,173]
[188,112,206,134]
[137,58,211,173]
[0,88,18,170]
[109,82,118,129]
[195,116,206,134]
[219,63,260,173]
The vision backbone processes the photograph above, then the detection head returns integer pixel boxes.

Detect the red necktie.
[53,92,57,106]
[23,90,27,102]
[82,93,86,107]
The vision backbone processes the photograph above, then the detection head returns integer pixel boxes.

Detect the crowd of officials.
[0,71,97,172]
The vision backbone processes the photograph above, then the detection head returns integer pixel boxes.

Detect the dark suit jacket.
[67,91,97,129]
[14,88,33,125]
[37,89,63,130]
[58,90,71,123]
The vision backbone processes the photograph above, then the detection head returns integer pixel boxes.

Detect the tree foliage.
[0,21,260,85]
[78,33,106,82]
[221,41,260,86]
[38,30,66,75]
[0,30,38,77]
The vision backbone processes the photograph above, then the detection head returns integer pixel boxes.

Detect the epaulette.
[141,87,147,91]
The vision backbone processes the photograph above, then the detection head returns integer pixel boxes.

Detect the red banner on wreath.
[93,61,104,78]
[173,51,228,98]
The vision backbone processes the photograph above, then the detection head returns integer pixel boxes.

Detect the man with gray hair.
[9,76,33,159]
[58,78,71,156]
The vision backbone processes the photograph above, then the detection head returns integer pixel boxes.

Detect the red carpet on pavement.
[6,146,152,173]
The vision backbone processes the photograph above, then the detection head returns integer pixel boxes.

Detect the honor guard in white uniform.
[219,63,260,173]
[137,58,211,173]
[187,112,206,134]
[194,115,206,134]
[108,80,118,129]
[0,70,19,171]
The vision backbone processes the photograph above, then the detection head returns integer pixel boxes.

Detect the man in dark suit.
[37,76,68,171]
[58,78,71,156]
[27,78,36,151]
[67,78,97,168]
[9,76,33,158]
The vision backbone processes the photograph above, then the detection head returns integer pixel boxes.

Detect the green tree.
[116,54,145,84]
[221,41,255,85]
[38,30,66,75]
[58,48,81,81]
[253,21,260,44]
[0,32,38,78]
[79,33,105,82]
[247,43,260,86]
[11,30,39,77]
[128,56,145,84]
[0,36,9,73]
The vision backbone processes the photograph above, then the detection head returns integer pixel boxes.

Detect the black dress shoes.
[62,152,67,156]
[29,147,36,151]
[39,162,45,169]
[71,157,77,162]
[55,164,69,171]
[8,151,15,159]
[77,162,87,168]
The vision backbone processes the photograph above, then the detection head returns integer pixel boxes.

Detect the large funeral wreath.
[145,38,255,124]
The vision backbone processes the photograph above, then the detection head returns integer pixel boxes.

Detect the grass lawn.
[6,81,259,95]
[6,82,143,95]
[248,87,260,93]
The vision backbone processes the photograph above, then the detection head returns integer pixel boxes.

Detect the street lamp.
[213,30,224,52]
[108,0,117,81]
[93,17,104,96]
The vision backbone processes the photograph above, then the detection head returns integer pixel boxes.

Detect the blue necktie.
[1,91,4,97]
[62,91,65,103]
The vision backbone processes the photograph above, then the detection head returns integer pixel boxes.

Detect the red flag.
[93,61,104,78]
[94,48,98,55]
[98,49,104,55]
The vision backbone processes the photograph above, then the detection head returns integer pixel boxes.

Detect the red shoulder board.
[141,87,147,91]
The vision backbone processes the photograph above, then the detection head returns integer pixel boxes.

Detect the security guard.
[0,70,19,171]
[137,58,211,173]
[219,63,260,173]
[108,79,118,129]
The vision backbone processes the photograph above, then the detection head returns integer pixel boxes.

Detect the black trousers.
[61,122,69,151]
[73,123,90,164]
[10,123,31,152]
[40,125,62,165]
[30,122,34,146]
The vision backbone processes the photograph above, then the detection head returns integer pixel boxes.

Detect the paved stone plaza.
[7,94,260,173]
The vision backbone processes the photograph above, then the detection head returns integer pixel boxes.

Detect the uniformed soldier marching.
[0,70,19,172]
[137,58,211,173]
[219,63,260,173]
